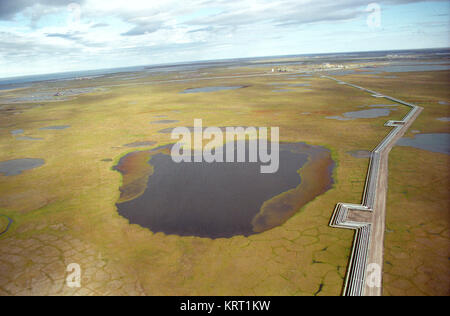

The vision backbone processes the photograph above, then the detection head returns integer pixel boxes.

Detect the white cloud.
[0,0,448,77]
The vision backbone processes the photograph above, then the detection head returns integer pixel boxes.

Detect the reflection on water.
[397,133,450,155]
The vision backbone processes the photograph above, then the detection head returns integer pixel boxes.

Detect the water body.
[16,136,43,141]
[181,86,246,94]
[158,126,202,134]
[438,101,449,105]
[149,120,179,124]
[326,108,394,120]
[0,83,31,91]
[1,48,447,87]
[436,117,450,122]
[362,63,450,73]
[3,88,97,103]
[272,89,293,93]
[123,141,157,147]
[115,142,334,238]
[39,125,70,130]
[0,158,45,176]
[10,129,24,135]
[289,83,311,87]
[326,70,358,76]
[344,108,393,118]
[397,133,450,155]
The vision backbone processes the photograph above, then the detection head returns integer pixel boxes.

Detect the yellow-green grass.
[383,146,449,296]
[0,215,9,233]
[340,70,449,295]
[0,67,423,295]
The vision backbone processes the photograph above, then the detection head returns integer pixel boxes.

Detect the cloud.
[0,0,448,78]
[180,0,398,27]
[187,26,215,33]
[46,32,82,40]
[0,0,85,20]
[91,22,108,28]
[121,22,164,36]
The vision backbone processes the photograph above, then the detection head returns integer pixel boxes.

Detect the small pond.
[39,125,71,130]
[149,120,180,124]
[0,158,45,176]
[397,133,450,155]
[326,108,396,120]
[181,86,246,94]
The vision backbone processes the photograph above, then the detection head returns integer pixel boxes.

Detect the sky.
[0,0,449,78]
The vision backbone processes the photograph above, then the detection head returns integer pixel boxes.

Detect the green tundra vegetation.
[0,215,9,233]
[0,65,446,295]
[339,71,450,296]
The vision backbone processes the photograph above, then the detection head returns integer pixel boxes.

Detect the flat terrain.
[0,63,447,295]
[0,216,9,234]
[337,71,450,295]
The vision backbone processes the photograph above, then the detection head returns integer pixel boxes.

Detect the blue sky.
[0,0,448,78]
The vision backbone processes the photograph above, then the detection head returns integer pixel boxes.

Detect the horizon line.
[0,46,449,82]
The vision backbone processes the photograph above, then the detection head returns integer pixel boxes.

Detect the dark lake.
[115,142,333,238]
